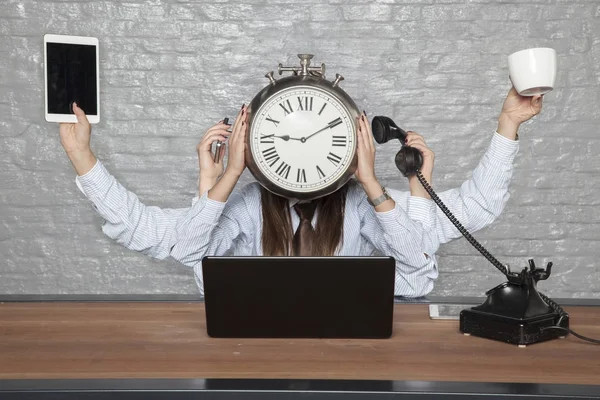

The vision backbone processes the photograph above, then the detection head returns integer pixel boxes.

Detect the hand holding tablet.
[44,34,100,124]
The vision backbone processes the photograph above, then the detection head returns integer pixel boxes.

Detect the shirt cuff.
[487,131,520,165]
[189,190,227,225]
[75,159,111,198]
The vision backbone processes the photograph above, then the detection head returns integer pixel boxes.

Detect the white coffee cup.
[508,47,557,96]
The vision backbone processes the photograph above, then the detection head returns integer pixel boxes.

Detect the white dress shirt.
[75,132,519,297]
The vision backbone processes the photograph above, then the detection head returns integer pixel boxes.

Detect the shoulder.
[235,181,263,211]
[239,181,262,198]
[221,182,262,226]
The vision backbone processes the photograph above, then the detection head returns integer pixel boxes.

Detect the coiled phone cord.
[415,169,600,345]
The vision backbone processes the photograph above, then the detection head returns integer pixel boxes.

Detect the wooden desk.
[1,301,599,399]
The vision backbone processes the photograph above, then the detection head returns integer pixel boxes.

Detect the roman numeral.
[262,147,280,167]
[327,152,342,166]
[332,135,347,147]
[328,117,343,129]
[279,100,293,115]
[260,134,274,144]
[318,103,327,116]
[297,96,313,111]
[296,168,306,183]
[275,161,291,179]
[265,115,280,127]
[316,165,325,179]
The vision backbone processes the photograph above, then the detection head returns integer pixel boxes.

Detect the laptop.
[201,256,396,339]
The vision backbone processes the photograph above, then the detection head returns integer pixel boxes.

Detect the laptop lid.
[201,256,395,339]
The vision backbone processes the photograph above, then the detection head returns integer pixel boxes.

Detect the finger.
[202,136,228,152]
[406,135,426,147]
[361,111,373,136]
[240,120,248,142]
[359,114,374,152]
[217,142,227,165]
[233,112,249,145]
[230,104,246,136]
[205,123,231,135]
[405,131,419,145]
[58,122,74,135]
[200,134,228,151]
[405,131,422,139]
[229,107,245,144]
[204,127,231,140]
[72,102,89,125]
[201,129,230,144]
[408,142,434,158]
[229,118,241,147]
[356,117,365,152]
[236,121,247,148]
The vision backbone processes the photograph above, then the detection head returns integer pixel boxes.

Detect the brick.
[310,5,343,22]
[0,0,598,297]
[343,4,392,21]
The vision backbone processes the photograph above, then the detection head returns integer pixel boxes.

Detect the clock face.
[249,85,356,194]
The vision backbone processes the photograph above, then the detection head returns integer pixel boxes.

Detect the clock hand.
[273,134,302,141]
[301,117,343,142]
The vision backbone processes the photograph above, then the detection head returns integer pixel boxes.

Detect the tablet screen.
[46,42,97,115]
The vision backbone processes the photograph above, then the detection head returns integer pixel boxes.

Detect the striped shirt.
[75,132,518,297]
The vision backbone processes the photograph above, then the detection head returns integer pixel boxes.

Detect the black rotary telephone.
[371,116,599,346]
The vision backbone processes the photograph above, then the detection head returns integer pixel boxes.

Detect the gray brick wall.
[1,0,599,297]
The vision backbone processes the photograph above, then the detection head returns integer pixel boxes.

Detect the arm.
[433,86,544,244]
[357,188,439,297]
[433,132,517,244]
[60,103,249,264]
[59,103,187,259]
[170,103,251,265]
[355,113,438,297]
[75,160,191,259]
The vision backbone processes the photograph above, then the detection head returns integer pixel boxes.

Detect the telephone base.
[459,307,569,346]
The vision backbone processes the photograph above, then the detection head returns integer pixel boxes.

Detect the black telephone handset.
[371,116,423,177]
[370,116,598,346]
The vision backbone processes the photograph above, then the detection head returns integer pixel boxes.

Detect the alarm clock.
[245,54,360,200]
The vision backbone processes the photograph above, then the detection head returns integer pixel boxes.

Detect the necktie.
[292,201,318,256]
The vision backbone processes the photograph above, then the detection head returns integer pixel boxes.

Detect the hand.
[356,112,395,211]
[59,102,91,156]
[405,131,434,199]
[58,102,96,175]
[223,104,248,177]
[355,112,376,185]
[197,120,231,184]
[497,86,543,139]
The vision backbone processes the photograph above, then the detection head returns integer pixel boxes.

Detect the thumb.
[218,142,226,165]
[72,102,89,125]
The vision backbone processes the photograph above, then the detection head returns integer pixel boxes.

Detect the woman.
[60,86,542,297]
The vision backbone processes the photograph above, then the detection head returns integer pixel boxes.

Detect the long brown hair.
[260,184,350,256]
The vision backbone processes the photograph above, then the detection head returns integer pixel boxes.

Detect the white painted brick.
[0,0,598,298]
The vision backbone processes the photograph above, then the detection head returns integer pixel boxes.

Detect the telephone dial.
[372,116,599,346]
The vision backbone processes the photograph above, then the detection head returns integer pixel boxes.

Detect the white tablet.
[44,34,100,124]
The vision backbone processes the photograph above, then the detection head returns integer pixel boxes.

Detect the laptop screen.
[202,256,395,339]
